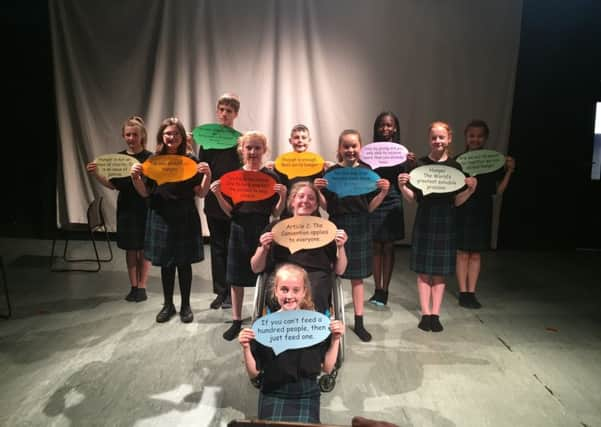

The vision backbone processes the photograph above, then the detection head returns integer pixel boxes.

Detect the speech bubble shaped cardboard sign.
[142,155,198,185]
[253,310,331,355]
[220,170,276,204]
[271,216,337,254]
[192,123,242,150]
[456,149,505,176]
[274,151,325,179]
[409,165,465,196]
[94,154,140,179]
[324,167,380,197]
[361,142,408,169]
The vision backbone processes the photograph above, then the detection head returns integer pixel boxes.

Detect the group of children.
[86,93,515,423]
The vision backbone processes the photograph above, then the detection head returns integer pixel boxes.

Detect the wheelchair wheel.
[251,274,266,322]
[331,277,345,365]
[319,369,337,392]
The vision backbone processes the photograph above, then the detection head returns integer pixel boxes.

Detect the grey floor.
[0,237,600,427]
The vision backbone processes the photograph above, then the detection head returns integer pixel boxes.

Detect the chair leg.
[0,256,11,319]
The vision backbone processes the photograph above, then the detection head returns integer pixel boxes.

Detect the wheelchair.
[250,270,345,392]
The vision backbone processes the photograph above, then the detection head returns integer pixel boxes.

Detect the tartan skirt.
[258,378,321,423]
[456,196,493,252]
[116,197,147,250]
[331,213,372,279]
[144,200,204,267]
[226,214,270,287]
[410,201,456,276]
[370,192,405,242]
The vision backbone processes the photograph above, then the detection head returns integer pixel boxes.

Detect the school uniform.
[455,154,505,251]
[110,149,152,250]
[274,166,324,219]
[198,146,241,297]
[409,156,465,276]
[261,220,340,313]
[323,162,376,279]
[251,338,329,423]
[144,153,204,266]
[370,161,410,242]
[225,167,280,287]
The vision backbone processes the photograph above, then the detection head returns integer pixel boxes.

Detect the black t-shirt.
[198,145,242,219]
[322,162,378,216]
[222,167,281,218]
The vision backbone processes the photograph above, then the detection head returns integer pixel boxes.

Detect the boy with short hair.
[198,93,241,309]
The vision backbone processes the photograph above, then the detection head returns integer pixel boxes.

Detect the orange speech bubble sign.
[271,216,337,254]
[142,155,198,185]
[220,170,276,204]
[274,151,324,179]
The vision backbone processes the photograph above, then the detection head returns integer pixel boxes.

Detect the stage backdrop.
[50,0,522,243]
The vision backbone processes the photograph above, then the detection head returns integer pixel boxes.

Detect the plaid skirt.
[259,378,321,423]
[410,201,456,276]
[226,214,270,287]
[456,196,493,252]
[370,192,405,242]
[116,197,147,250]
[331,213,372,279]
[144,200,204,267]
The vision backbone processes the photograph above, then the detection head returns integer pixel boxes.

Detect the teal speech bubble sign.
[409,164,465,195]
[192,123,242,150]
[361,142,408,169]
[252,310,331,355]
[456,149,505,176]
[324,167,380,197]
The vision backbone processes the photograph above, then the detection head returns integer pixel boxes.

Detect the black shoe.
[223,320,242,341]
[430,315,444,332]
[135,288,147,302]
[221,295,232,309]
[368,290,379,304]
[156,304,176,323]
[210,294,224,309]
[125,287,137,302]
[180,305,194,323]
[458,292,471,308]
[468,293,482,309]
[418,315,432,331]
[381,290,389,306]
[368,289,384,306]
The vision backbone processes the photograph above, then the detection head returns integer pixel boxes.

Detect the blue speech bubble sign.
[324,167,380,197]
[252,310,331,355]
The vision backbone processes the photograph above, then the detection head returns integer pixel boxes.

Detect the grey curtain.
[50,0,522,243]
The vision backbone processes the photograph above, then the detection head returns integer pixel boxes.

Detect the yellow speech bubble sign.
[274,151,325,179]
[271,216,337,254]
[142,155,198,185]
[94,154,140,179]
[409,164,465,196]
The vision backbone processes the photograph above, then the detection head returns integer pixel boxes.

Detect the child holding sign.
[368,112,416,306]
[250,181,348,313]
[455,120,515,309]
[397,121,477,332]
[211,131,287,341]
[197,93,242,310]
[131,117,211,324]
[317,129,390,342]
[238,263,344,423]
[86,116,152,302]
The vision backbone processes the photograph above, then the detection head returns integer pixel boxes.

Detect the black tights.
[161,264,192,308]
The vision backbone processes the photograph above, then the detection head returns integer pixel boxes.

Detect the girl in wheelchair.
[238,263,344,423]
[250,181,348,313]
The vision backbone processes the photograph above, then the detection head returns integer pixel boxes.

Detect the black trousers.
[207,216,231,297]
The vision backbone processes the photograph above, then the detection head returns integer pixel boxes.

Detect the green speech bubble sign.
[94,154,140,179]
[409,165,465,196]
[192,123,242,150]
[456,149,505,176]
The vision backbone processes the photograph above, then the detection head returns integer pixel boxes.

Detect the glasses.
[163,131,181,137]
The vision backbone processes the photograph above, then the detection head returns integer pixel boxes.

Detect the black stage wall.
[1,0,600,250]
